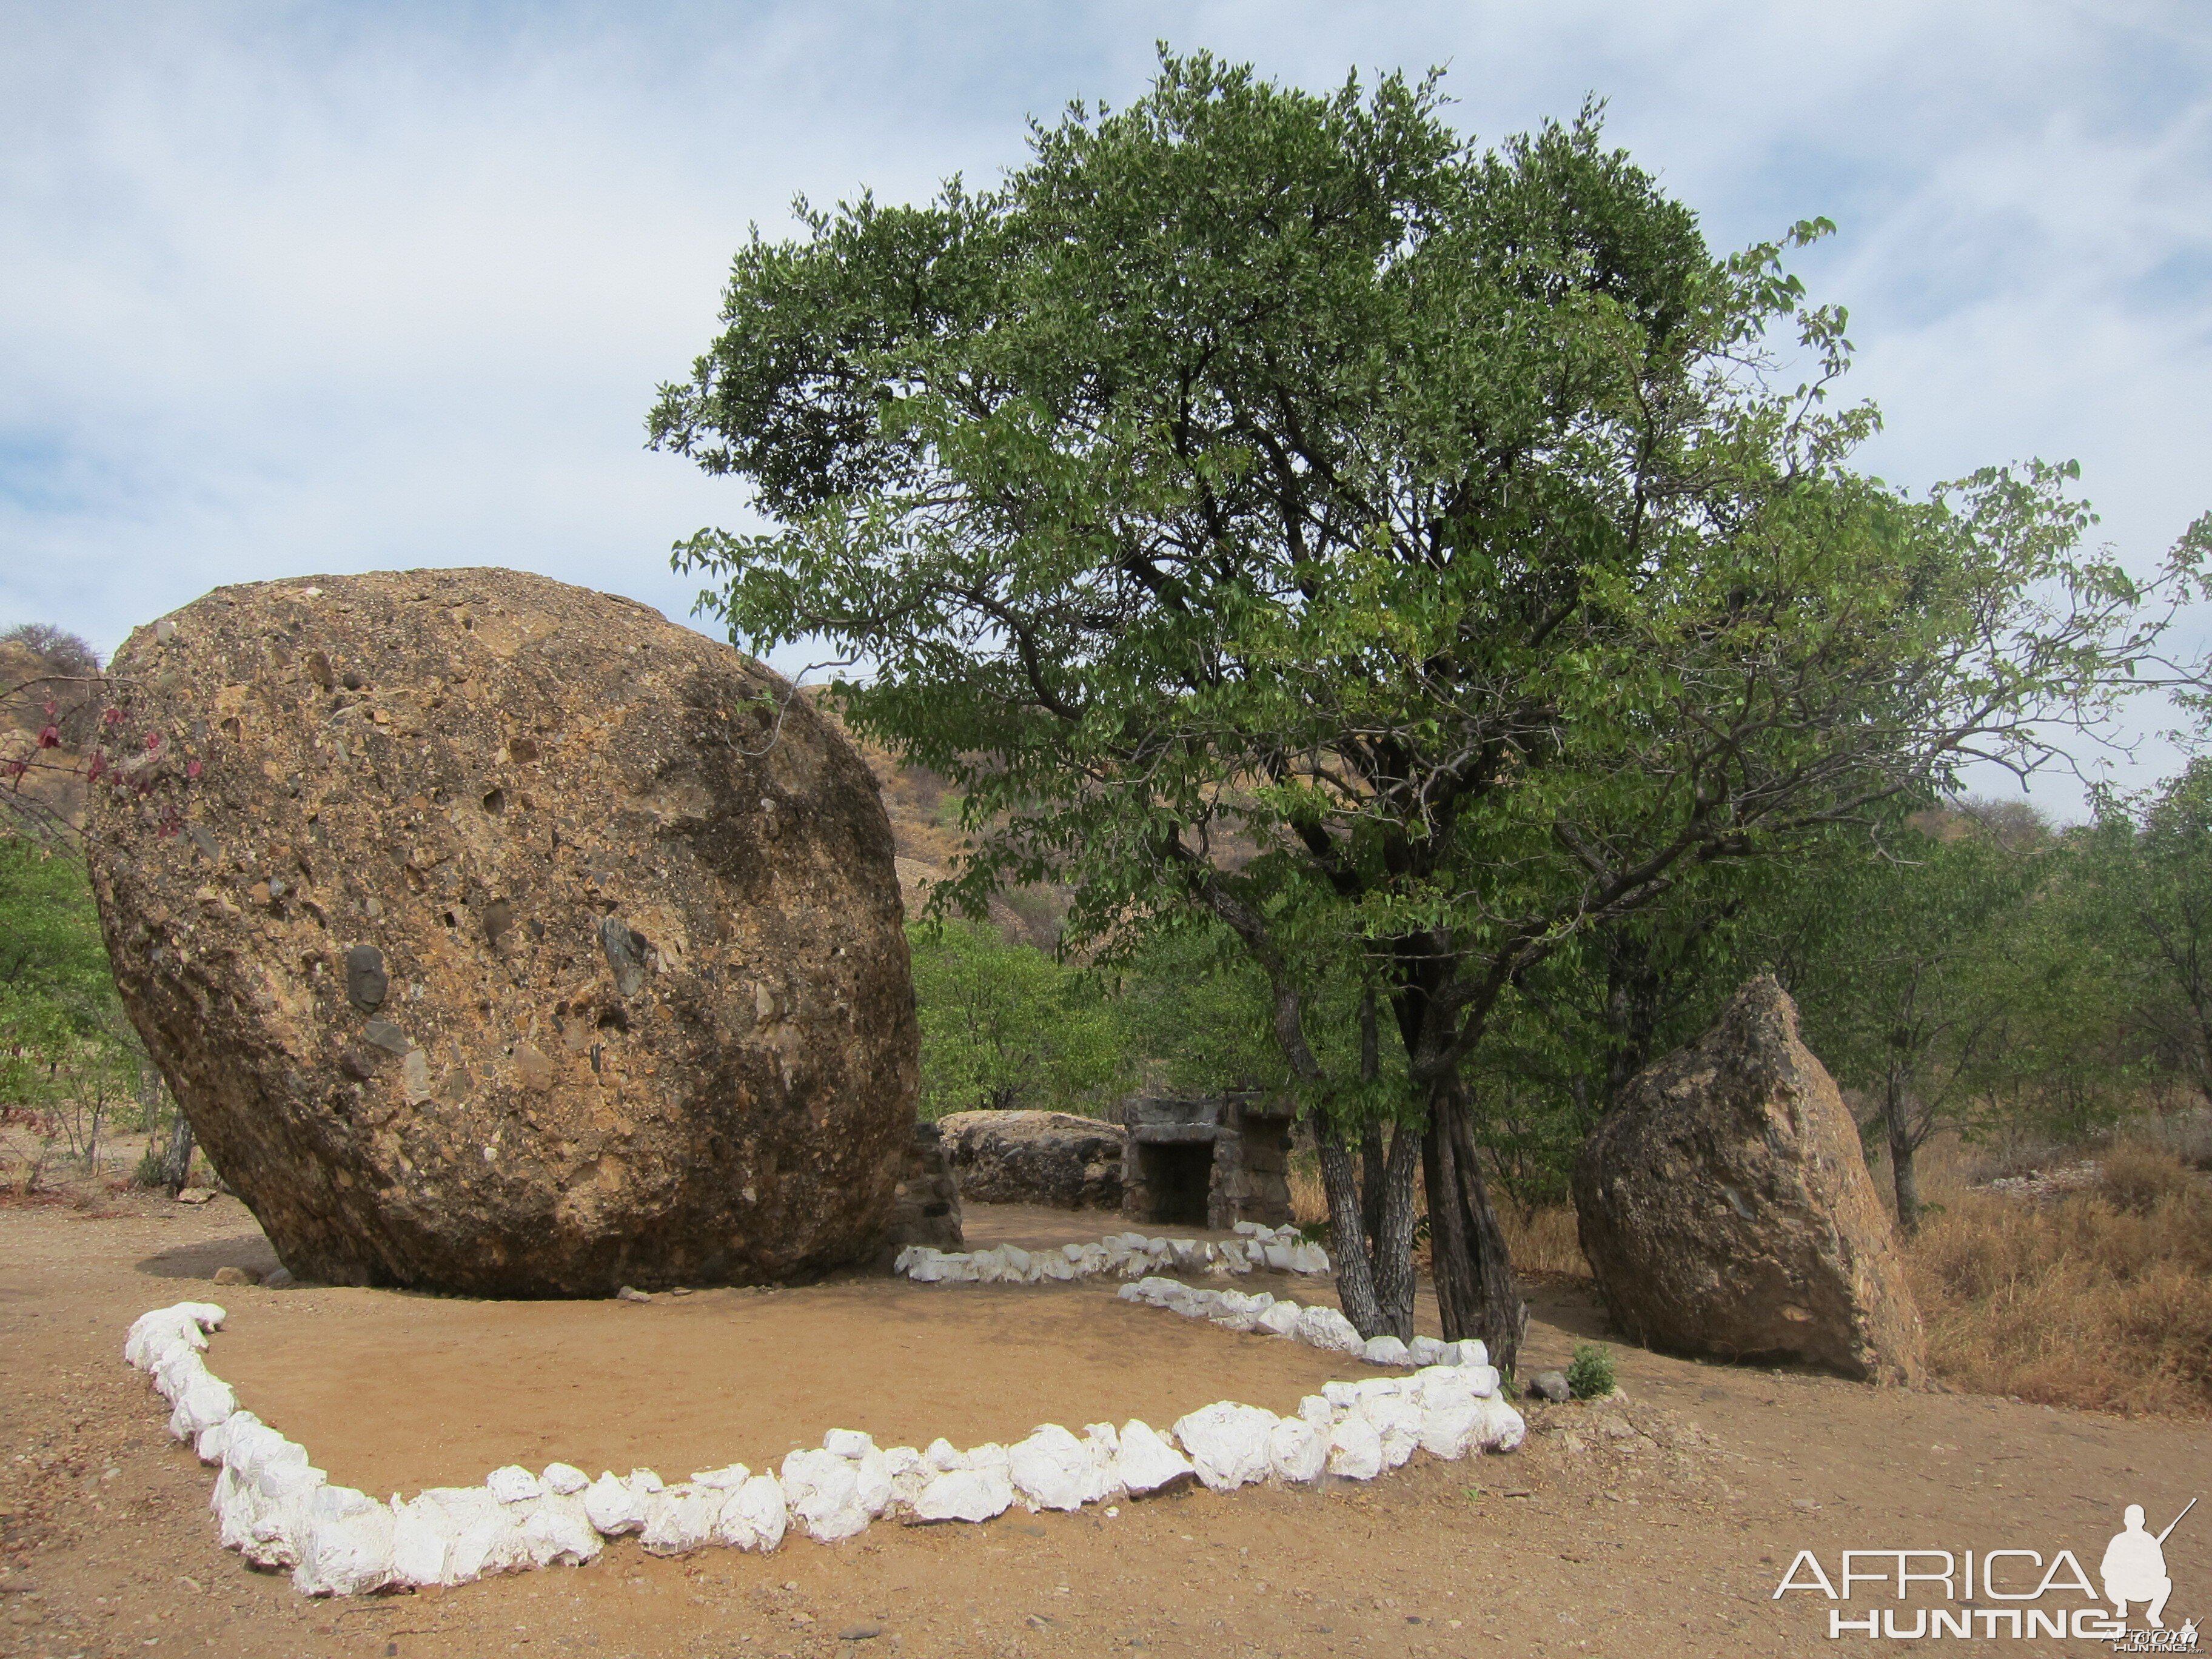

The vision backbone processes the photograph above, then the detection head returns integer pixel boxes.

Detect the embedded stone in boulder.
[1570,976,1927,1384]
[878,1120,964,1265]
[87,568,918,1296]
[937,1109,1125,1210]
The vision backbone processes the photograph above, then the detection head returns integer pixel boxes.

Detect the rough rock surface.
[938,1110,1125,1210]
[88,569,919,1295]
[878,1121,964,1264]
[1570,976,1926,1384]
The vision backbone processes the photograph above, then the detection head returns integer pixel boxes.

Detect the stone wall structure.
[1119,1094,1293,1231]
[88,569,919,1296]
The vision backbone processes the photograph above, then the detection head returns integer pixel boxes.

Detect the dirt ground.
[2,1193,2206,1658]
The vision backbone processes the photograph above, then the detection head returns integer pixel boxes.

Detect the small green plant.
[133,1145,169,1188]
[1566,1342,1617,1399]
[1496,1369,1521,1403]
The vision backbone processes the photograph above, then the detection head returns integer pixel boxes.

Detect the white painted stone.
[391,1486,515,1586]
[1460,1365,1501,1398]
[244,1460,329,1569]
[641,1483,722,1555]
[1361,1335,1412,1368]
[169,1373,238,1441]
[1114,1419,1194,1495]
[1450,1339,1490,1369]
[1326,1416,1384,1480]
[518,1492,603,1567]
[1287,1242,1332,1274]
[541,1463,589,1496]
[1008,1425,1090,1512]
[912,1466,1013,1523]
[822,1427,876,1460]
[923,1437,965,1473]
[1262,1243,1293,1270]
[196,1409,252,1466]
[884,1447,930,1510]
[581,1471,649,1537]
[290,1485,394,1596]
[780,1448,869,1543]
[1267,1416,1329,1484]
[486,1466,541,1504]
[854,1448,893,1518]
[1359,1394,1424,1469]
[712,1474,788,1551]
[1407,1336,1448,1367]
[1298,1394,1333,1429]
[1294,1305,1367,1356]
[1470,1395,1526,1452]
[691,1463,751,1490]
[1079,1424,1125,1504]
[1416,1392,1483,1460]
[389,1492,453,1587]
[1171,1403,1278,1493]
[1256,1301,1302,1338]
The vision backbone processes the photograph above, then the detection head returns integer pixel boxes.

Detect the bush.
[133,1145,169,1188]
[1566,1342,1616,1399]
[2099,1144,2200,1215]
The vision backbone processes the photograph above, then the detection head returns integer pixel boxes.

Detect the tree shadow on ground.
[136,1233,281,1280]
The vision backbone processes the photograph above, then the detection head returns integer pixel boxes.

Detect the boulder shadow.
[137,1233,283,1281]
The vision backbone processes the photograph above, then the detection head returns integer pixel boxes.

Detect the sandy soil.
[2,1191,2206,1658]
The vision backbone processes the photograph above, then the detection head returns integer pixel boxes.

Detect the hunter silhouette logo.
[2104,1500,2191,1629]
[1772,1496,2199,1644]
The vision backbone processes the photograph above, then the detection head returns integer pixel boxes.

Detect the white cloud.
[2,0,2205,811]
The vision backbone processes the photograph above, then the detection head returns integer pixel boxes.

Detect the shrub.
[1566,1342,1617,1399]
[133,1145,168,1188]
[2099,1145,2199,1215]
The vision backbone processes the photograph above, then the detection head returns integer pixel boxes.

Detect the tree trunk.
[1883,1065,1922,1235]
[1358,1121,1386,1253]
[163,1111,195,1194]
[1368,1123,1421,1341]
[1422,1081,1527,1373]
[1315,1110,1387,1337]
[1357,991,1385,1252]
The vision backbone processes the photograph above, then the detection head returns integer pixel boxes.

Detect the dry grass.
[1287,1156,1592,1278]
[1496,1204,1590,1278]
[1907,1145,2212,1417]
[1292,1128,2212,1417]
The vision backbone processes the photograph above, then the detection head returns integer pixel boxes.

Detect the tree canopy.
[652,50,2196,1361]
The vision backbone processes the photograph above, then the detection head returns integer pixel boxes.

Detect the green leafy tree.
[908,920,1129,1117]
[652,52,2191,1360]
[0,840,118,1101]
[1785,814,2054,1232]
[2083,762,2212,1108]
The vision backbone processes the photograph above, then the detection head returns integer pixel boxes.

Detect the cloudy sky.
[4,1,2206,811]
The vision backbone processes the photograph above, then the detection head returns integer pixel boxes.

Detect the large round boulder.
[1570,977,1926,1384]
[87,568,918,1295]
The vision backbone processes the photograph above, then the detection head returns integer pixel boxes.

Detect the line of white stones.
[126,1297,1522,1600]
[1114,1276,1487,1372]
[894,1222,1331,1284]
